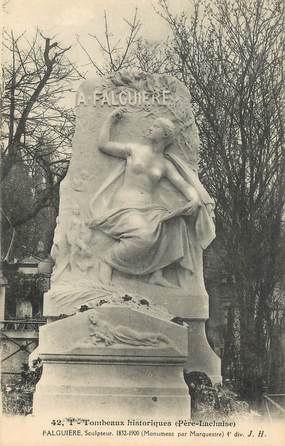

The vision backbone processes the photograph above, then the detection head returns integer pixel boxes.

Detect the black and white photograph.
[1,0,284,445]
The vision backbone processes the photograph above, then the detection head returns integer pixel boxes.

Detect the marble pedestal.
[33,306,190,418]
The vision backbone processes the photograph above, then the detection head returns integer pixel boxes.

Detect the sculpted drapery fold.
[88,142,215,283]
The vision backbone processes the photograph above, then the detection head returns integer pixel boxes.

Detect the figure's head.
[148,118,175,148]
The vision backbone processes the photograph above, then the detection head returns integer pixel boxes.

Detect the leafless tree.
[77,9,141,75]
[1,30,83,258]
[77,8,174,76]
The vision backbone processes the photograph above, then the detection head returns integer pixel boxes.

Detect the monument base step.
[32,307,190,418]
[33,360,190,418]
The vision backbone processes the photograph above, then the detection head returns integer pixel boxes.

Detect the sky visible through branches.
[2,0,193,87]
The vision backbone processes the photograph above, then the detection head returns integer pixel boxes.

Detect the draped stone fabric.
[89,154,215,276]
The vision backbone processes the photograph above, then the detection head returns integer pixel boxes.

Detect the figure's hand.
[184,199,201,216]
[110,108,126,123]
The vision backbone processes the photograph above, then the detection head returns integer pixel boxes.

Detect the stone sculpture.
[51,206,92,281]
[89,109,214,289]
[33,71,221,418]
[64,310,170,349]
[88,311,170,347]
[44,71,216,317]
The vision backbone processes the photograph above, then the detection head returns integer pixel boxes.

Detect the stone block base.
[33,360,189,417]
[33,306,190,418]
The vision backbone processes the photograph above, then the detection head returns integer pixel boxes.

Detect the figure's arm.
[165,160,201,206]
[98,109,131,158]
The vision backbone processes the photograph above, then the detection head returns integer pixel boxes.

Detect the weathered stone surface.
[33,306,190,417]
[34,72,221,420]
[44,72,214,319]
[185,320,221,384]
[38,306,188,357]
[33,362,190,418]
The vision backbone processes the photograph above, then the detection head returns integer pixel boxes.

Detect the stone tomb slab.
[33,306,190,418]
